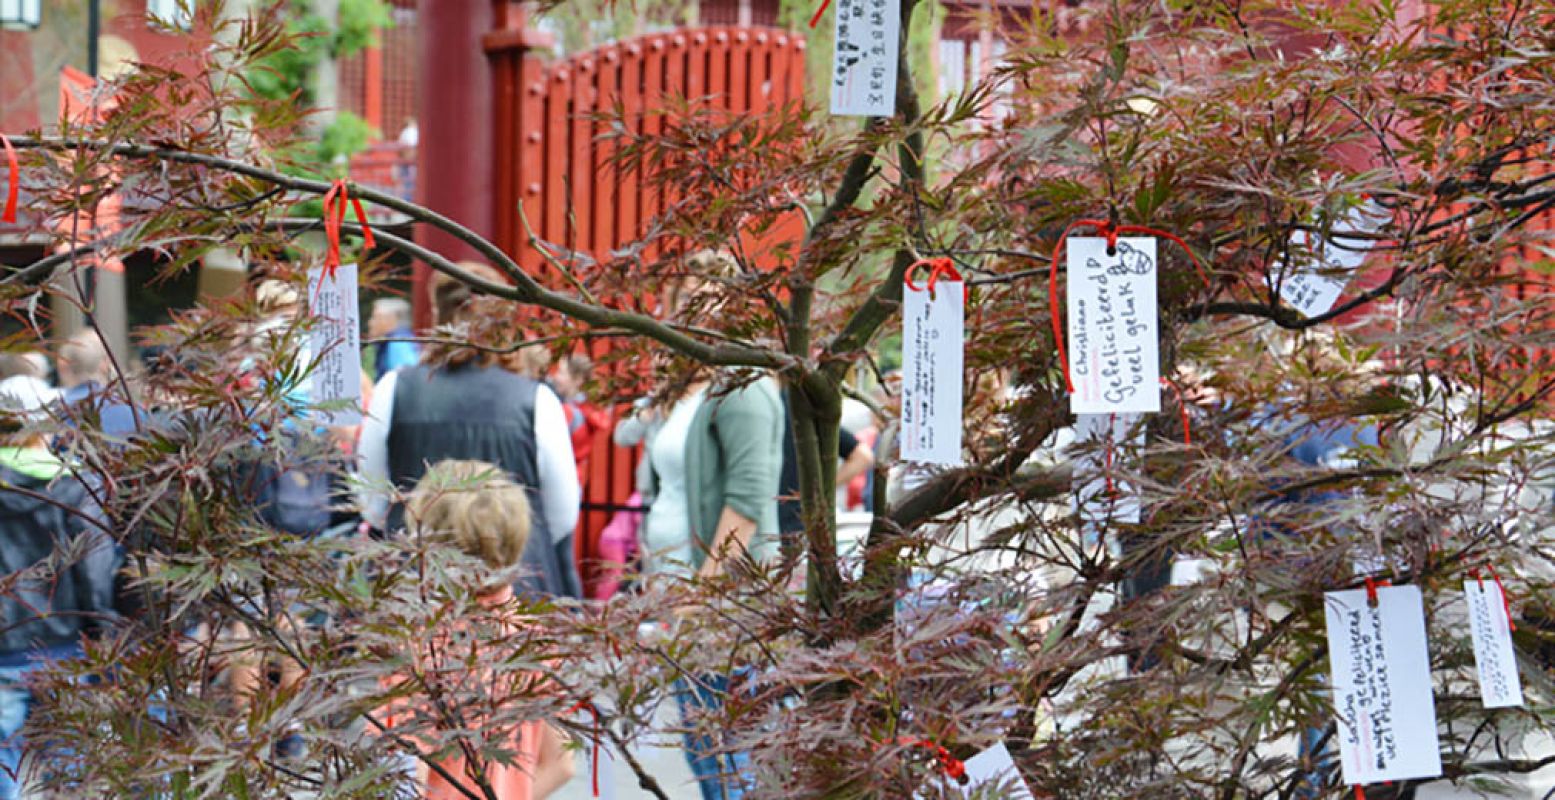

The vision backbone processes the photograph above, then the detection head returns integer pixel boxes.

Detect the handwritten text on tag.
[307,263,363,426]
[1072,413,1141,557]
[1278,200,1389,318]
[829,0,899,116]
[1067,237,1160,414]
[901,278,963,465]
[1323,585,1442,785]
[1465,580,1523,709]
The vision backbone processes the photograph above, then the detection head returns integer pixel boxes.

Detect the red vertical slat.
[748,30,774,113]
[786,35,807,107]
[515,52,549,273]
[568,59,599,280]
[688,30,710,102]
[541,66,572,286]
[709,28,732,106]
[618,41,645,246]
[593,48,620,261]
[730,29,752,112]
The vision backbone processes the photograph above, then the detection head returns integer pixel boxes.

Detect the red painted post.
[413,0,496,329]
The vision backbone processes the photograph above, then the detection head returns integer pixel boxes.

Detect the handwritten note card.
[1323,585,1442,785]
[1465,580,1523,709]
[1067,237,1160,414]
[306,263,363,426]
[901,277,963,465]
[1278,201,1389,318]
[829,0,900,116]
[1072,413,1141,557]
[960,742,1035,799]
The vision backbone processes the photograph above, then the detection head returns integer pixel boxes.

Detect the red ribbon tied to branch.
[321,179,374,279]
[892,737,968,784]
[1,134,18,224]
[1048,219,1211,393]
[903,257,963,296]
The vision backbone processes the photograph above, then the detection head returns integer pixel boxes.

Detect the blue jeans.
[673,675,750,800]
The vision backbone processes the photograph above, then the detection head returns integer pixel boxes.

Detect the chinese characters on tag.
[829,0,900,116]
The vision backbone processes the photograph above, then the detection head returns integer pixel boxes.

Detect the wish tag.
[901,276,963,465]
[959,742,1034,799]
[1323,585,1442,785]
[1066,237,1160,414]
[1278,200,1389,318]
[306,262,363,426]
[1464,580,1523,709]
[828,0,900,116]
[1071,413,1141,557]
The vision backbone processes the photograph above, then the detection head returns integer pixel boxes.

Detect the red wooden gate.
[481,18,808,595]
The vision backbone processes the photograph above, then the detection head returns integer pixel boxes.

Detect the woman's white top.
[640,390,705,576]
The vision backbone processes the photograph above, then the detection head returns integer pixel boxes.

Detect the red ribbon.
[1354,785,1366,800]
[892,737,967,784]
[1159,378,1192,445]
[1048,219,1211,392]
[1,134,17,224]
[321,179,374,279]
[1473,566,1516,632]
[566,699,601,797]
[808,0,831,27]
[903,257,963,296]
[1363,575,1391,605]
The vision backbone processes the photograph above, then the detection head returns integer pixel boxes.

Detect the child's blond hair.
[406,460,532,570]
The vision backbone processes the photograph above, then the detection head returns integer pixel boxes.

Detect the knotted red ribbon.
[321,179,374,279]
[1363,575,1390,605]
[566,699,601,797]
[903,257,963,295]
[892,737,967,784]
[1048,219,1211,392]
[1,134,18,225]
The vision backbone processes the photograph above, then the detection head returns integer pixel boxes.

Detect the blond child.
[399,459,575,800]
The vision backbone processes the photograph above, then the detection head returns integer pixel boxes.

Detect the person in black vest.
[356,262,582,598]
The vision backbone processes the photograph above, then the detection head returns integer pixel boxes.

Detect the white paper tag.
[1464,580,1523,709]
[1072,413,1141,556]
[1066,237,1160,414]
[960,742,1034,798]
[1323,585,1442,785]
[1278,200,1389,318]
[828,0,900,116]
[900,277,963,465]
[306,263,363,426]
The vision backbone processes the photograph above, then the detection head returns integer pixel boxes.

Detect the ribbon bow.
[321,179,374,279]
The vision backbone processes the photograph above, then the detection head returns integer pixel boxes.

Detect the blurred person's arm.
[612,397,655,447]
[697,383,781,579]
[534,385,582,595]
[357,370,397,529]
[835,428,873,488]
